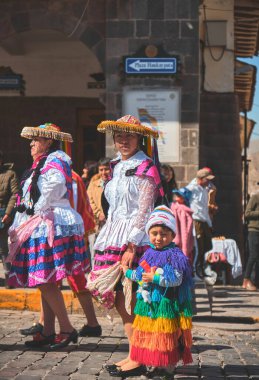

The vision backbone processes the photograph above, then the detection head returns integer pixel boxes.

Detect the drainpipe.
[244,110,248,214]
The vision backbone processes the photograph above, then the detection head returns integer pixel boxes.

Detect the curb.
[193,315,259,325]
[0,288,84,314]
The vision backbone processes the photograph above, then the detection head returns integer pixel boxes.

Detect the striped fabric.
[8,234,90,288]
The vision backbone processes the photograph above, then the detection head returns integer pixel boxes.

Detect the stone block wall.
[200,93,243,258]
[105,0,200,185]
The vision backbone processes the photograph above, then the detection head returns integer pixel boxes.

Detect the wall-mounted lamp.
[186,22,194,30]
[204,20,227,47]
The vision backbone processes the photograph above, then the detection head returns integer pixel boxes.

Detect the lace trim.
[30,224,85,239]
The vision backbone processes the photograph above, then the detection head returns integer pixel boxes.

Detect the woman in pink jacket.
[171,188,194,265]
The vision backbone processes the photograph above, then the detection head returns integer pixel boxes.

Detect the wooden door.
[75,106,105,173]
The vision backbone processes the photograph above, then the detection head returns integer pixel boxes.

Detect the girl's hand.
[142,267,156,283]
[142,272,154,283]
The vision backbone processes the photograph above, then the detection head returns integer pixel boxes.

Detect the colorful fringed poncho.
[125,243,193,367]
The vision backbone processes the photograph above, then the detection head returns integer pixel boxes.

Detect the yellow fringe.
[133,315,192,333]
[179,315,193,330]
[97,120,159,139]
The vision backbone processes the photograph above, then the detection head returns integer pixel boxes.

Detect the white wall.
[0,30,104,98]
[199,0,234,92]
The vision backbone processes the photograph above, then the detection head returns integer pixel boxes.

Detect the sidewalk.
[0,266,259,331]
[193,280,259,331]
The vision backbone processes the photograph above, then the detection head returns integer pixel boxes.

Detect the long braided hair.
[15,140,60,215]
[15,155,48,215]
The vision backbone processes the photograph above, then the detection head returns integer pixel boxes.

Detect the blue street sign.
[125,57,177,74]
[0,75,22,89]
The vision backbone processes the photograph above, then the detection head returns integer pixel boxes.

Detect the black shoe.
[25,332,55,347]
[104,364,120,372]
[20,323,43,336]
[49,329,78,349]
[79,324,102,337]
[109,365,146,378]
[195,264,204,279]
[147,367,175,379]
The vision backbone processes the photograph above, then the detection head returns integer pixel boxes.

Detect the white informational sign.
[122,88,180,162]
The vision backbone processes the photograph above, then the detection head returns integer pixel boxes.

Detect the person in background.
[243,191,259,291]
[160,164,178,204]
[0,150,19,288]
[171,187,194,265]
[203,167,218,221]
[186,168,214,278]
[87,157,111,265]
[81,160,98,189]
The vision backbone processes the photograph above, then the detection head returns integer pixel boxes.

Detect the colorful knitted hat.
[145,205,176,234]
[97,115,159,139]
[21,123,73,143]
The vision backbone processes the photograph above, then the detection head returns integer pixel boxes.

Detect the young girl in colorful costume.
[118,206,193,378]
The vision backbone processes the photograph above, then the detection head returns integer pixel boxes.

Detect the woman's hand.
[120,264,129,273]
[1,214,11,224]
[121,243,136,268]
[121,250,135,268]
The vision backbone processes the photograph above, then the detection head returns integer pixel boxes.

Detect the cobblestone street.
[0,309,258,380]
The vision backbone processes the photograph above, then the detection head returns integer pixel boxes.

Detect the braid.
[28,156,47,213]
[15,155,48,215]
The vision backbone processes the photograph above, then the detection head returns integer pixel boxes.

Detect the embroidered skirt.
[8,234,90,288]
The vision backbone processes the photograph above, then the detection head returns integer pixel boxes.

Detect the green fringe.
[134,298,193,319]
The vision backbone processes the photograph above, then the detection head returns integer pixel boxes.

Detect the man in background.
[87,157,110,265]
[187,168,215,277]
[0,150,19,287]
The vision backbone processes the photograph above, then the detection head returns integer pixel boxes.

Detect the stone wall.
[200,93,243,257]
[105,0,200,185]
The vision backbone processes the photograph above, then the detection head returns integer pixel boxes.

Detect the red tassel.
[181,347,193,365]
[131,346,180,367]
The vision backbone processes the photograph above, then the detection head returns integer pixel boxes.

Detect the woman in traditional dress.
[7,123,89,349]
[88,115,163,375]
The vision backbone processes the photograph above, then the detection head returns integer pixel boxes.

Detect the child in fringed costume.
[120,206,193,377]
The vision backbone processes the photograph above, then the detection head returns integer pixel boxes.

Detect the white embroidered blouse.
[10,151,84,239]
[94,150,157,251]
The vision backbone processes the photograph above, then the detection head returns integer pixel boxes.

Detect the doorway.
[75,105,105,173]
